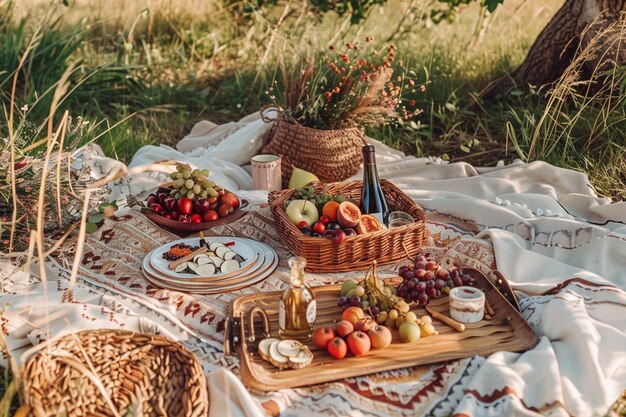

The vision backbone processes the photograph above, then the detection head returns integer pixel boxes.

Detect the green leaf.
[85,222,98,234]
[460,145,470,153]
[98,201,118,213]
[88,214,104,223]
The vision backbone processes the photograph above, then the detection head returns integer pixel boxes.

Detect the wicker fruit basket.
[20,330,209,417]
[269,179,426,272]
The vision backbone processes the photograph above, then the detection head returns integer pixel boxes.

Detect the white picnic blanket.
[1,111,624,417]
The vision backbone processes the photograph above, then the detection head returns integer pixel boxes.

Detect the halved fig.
[220,259,240,273]
[258,338,279,362]
[269,341,289,369]
[356,214,385,234]
[288,348,313,369]
[337,202,361,228]
[196,264,216,276]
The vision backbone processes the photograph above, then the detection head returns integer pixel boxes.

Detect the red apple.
[220,192,240,209]
[312,327,336,350]
[190,213,202,224]
[177,197,193,216]
[346,331,371,356]
[335,320,354,338]
[367,325,392,349]
[326,337,348,359]
[178,215,190,223]
[218,203,234,218]
[203,210,219,222]
[150,203,163,213]
[194,198,211,214]
[341,306,365,325]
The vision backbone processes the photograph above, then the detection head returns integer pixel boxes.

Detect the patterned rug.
[68,203,505,417]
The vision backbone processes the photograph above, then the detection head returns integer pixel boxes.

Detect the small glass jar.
[449,286,485,324]
[387,211,414,229]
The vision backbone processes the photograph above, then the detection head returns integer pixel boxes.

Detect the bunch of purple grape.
[396,255,475,306]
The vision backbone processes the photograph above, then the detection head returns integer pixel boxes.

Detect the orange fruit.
[322,201,340,221]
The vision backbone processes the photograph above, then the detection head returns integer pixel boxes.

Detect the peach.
[341,306,365,325]
[336,320,354,338]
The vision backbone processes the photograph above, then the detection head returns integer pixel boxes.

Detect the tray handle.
[248,306,271,343]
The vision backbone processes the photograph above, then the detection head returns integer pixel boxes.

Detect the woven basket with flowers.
[262,38,422,187]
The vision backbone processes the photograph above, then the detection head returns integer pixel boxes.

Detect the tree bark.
[481,0,626,96]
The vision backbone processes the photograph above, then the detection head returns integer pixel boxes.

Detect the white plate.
[145,239,273,285]
[143,239,278,287]
[150,237,257,280]
[142,241,278,294]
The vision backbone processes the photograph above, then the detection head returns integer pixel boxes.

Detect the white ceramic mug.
[251,154,282,192]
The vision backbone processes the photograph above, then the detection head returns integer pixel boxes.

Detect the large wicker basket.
[20,330,209,417]
[262,117,365,187]
[269,180,427,272]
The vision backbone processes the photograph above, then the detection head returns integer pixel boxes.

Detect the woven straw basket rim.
[21,329,209,417]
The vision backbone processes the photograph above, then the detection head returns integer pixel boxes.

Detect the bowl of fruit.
[143,164,247,233]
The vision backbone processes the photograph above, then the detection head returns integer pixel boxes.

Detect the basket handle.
[247,306,271,343]
[260,106,280,123]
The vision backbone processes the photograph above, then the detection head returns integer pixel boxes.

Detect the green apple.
[286,199,319,226]
[289,167,319,189]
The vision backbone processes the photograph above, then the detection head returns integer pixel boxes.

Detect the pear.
[288,167,319,189]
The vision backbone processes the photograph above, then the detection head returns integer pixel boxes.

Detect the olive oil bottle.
[278,257,316,341]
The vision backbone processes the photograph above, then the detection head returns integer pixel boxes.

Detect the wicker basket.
[262,117,365,188]
[20,330,209,417]
[269,180,426,272]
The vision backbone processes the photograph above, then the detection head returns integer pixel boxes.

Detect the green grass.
[2,0,624,202]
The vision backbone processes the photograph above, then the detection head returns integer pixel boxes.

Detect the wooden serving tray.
[225,269,538,392]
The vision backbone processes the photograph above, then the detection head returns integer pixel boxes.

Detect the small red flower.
[325,91,332,100]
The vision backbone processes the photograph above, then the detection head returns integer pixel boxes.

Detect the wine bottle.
[360,145,390,225]
[278,257,316,341]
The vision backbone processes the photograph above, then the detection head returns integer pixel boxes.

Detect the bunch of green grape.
[291,186,346,210]
[169,164,217,200]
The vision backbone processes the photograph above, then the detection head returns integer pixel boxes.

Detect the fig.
[356,215,384,234]
[337,202,361,228]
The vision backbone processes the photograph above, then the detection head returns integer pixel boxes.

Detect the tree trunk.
[481,0,626,96]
